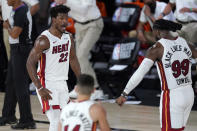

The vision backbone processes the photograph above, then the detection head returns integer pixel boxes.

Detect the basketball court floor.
[0,93,196,131]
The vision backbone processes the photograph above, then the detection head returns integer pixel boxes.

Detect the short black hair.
[153,19,182,32]
[50,5,70,18]
[77,74,94,95]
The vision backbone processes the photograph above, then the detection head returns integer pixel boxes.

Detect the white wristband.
[38,86,43,91]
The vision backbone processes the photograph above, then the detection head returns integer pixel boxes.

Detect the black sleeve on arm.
[14,7,27,28]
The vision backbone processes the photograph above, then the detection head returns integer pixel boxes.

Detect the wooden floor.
[0,93,197,131]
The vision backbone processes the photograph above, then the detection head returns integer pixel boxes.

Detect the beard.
[147,2,156,14]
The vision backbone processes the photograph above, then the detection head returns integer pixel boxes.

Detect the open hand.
[38,88,52,101]
[116,96,127,106]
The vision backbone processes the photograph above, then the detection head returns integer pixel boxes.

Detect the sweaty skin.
[26,35,52,101]
[27,13,81,102]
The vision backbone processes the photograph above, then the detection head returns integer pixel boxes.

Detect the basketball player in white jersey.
[26,5,81,131]
[116,19,196,131]
[58,74,110,131]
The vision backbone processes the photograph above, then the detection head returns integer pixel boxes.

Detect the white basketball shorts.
[160,85,194,131]
[36,80,69,113]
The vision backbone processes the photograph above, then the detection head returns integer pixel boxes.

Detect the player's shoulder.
[146,42,164,60]
[90,103,106,114]
[36,35,50,43]
[34,35,50,50]
[149,42,163,51]
[177,36,187,42]
[89,103,106,122]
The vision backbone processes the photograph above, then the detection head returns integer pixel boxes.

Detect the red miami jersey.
[37,30,71,81]
[156,37,192,91]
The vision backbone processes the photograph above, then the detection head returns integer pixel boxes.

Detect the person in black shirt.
[0,0,36,129]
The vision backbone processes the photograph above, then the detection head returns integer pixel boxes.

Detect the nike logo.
[53,41,57,44]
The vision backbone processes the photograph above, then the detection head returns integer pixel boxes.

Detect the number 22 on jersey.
[59,52,68,63]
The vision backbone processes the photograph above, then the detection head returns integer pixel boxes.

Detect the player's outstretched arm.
[26,35,52,101]
[69,34,81,78]
[116,42,163,106]
[90,104,111,131]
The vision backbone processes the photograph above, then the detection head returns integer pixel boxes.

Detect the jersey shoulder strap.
[158,38,167,47]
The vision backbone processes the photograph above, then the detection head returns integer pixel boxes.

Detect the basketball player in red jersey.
[116,19,196,131]
[26,5,81,131]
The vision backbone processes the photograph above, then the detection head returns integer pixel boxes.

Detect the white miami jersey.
[60,100,97,131]
[156,37,192,91]
[37,30,71,81]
